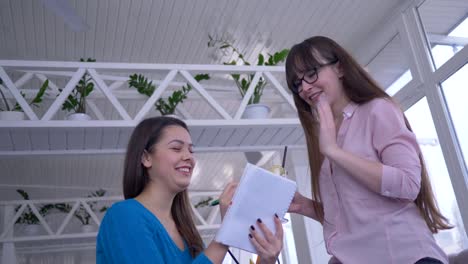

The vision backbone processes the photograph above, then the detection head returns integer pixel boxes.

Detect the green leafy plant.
[207,35,289,104]
[74,189,108,225]
[128,73,210,115]
[55,189,108,226]
[14,189,54,225]
[59,58,96,114]
[0,78,49,112]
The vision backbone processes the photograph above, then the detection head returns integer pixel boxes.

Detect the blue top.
[97,199,212,264]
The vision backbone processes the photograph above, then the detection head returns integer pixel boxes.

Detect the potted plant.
[55,189,108,233]
[14,189,54,236]
[0,78,49,120]
[59,58,95,120]
[128,73,210,117]
[207,35,289,118]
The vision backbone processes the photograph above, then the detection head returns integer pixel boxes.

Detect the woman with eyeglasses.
[285,36,451,264]
[96,116,283,264]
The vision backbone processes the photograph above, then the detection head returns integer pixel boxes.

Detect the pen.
[210,199,219,206]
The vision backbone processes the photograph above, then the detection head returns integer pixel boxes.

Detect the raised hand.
[316,95,338,156]
[219,181,238,220]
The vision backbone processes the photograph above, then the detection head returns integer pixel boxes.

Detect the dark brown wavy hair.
[123,116,204,256]
[285,36,451,233]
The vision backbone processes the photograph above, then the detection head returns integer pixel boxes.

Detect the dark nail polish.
[248,234,253,238]
[257,218,262,223]
[275,213,279,218]
[250,225,255,230]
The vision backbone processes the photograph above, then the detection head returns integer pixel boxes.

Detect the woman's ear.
[333,62,344,78]
[141,150,152,168]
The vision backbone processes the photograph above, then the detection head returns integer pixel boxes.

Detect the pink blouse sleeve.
[370,99,422,201]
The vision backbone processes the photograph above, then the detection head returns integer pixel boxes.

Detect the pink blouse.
[320,98,448,264]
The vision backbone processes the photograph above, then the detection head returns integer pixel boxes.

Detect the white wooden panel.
[240,128,266,146]
[117,128,132,149]
[189,127,204,144]
[0,129,13,150]
[67,128,85,149]
[73,0,87,58]
[102,0,119,61]
[49,129,67,150]
[293,135,306,146]
[128,0,152,62]
[160,0,184,63]
[0,0,16,58]
[10,128,31,151]
[283,128,304,146]
[225,127,250,146]
[120,0,142,62]
[165,0,195,63]
[189,0,226,63]
[269,127,296,146]
[210,128,236,147]
[29,128,49,150]
[33,0,47,59]
[197,128,219,147]
[85,0,98,59]
[10,0,26,58]
[53,0,66,60]
[256,127,281,146]
[175,0,206,63]
[113,0,132,62]
[84,128,102,149]
[101,128,120,149]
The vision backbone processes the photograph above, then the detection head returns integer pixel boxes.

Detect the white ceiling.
[0,0,406,63]
[1,0,467,201]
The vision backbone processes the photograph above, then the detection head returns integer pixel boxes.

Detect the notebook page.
[215,163,296,253]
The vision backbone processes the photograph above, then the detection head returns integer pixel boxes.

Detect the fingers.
[219,181,237,206]
[255,218,276,245]
[249,216,283,262]
[219,181,238,219]
[274,214,284,240]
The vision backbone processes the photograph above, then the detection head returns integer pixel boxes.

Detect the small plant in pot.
[55,189,108,233]
[14,189,54,236]
[207,35,289,119]
[59,58,95,121]
[0,78,49,120]
[128,73,210,117]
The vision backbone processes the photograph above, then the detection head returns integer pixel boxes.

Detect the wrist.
[324,145,341,160]
[296,194,309,215]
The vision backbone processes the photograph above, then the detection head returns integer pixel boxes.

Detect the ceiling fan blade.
[40,0,89,32]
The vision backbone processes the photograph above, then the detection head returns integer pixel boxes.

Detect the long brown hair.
[123,116,204,257]
[285,36,451,233]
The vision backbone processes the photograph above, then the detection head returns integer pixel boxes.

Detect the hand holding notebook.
[215,163,297,253]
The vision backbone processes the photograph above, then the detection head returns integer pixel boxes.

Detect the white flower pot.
[67,113,92,121]
[164,114,181,119]
[242,104,270,119]
[81,224,94,233]
[0,111,25,120]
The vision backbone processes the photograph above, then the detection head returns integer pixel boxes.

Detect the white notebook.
[215,163,297,253]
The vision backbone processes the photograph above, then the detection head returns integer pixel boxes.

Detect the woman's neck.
[135,182,175,220]
[331,94,350,120]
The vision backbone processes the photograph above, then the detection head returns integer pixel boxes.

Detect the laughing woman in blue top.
[97,116,283,264]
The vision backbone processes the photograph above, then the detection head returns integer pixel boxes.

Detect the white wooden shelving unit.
[0,60,303,262]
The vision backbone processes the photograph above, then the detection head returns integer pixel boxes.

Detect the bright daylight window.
[405,98,468,254]
[386,15,468,255]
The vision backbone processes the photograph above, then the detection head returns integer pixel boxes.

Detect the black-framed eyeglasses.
[291,59,339,94]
